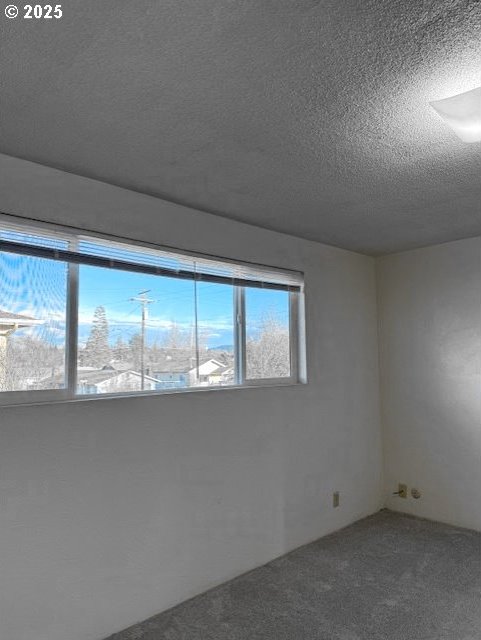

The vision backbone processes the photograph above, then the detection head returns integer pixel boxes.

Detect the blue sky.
[1,254,289,349]
[79,265,235,347]
[79,265,289,348]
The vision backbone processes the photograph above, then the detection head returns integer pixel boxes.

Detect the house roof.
[111,349,234,375]
[148,349,205,374]
[77,369,159,385]
[77,369,123,385]
[0,309,39,322]
[151,355,227,374]
[150,358,202,374]
[210,365,233,375]
[44,367,159,387]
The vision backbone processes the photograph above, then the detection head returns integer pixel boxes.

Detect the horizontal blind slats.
[0,220,303,292]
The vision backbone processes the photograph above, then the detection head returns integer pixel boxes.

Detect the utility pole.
[130,290,154,390]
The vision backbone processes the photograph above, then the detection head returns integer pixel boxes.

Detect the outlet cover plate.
[398,483,408,499]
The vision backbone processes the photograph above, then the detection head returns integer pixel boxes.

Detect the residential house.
[149,352,234,389]
[76,365,160,395]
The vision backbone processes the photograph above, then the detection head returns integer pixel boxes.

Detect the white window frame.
[0,215,306,406]
[234,286,300,387]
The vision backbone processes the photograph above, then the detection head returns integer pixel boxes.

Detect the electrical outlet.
[411,488,421,499]
[333,491,340,508]
[395,483,407,499]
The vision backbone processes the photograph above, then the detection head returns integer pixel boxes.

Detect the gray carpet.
[105,510,481,640]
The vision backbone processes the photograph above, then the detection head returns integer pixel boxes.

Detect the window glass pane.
[78,265,195,394]
[77,267,236,394]
[194,282,235,387]
[0,251,68,392]
[245,288,290,379]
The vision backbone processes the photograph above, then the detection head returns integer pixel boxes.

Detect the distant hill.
[209,344,234,353]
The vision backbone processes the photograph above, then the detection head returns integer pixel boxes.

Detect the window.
[0,217,304,403]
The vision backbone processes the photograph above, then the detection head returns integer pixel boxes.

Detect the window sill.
[0,379,307,409]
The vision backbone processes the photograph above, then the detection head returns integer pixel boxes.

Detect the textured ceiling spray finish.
[1,0,481,254]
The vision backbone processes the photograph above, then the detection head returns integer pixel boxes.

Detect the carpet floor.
[105,510,481,639]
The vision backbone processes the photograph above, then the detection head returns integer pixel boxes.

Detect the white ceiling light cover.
[430,87,481,143]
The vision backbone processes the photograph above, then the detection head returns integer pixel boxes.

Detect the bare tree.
[3,335,64,391]
[246,313,290,378]
[112,336,129,363]
[160,322,192,350]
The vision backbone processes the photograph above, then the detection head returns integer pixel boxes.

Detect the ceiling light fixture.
[430,86,481,143]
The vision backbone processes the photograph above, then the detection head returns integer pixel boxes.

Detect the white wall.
[0,154,383,640]
[378,237,481,530]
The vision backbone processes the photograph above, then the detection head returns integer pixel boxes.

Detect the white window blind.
[0,220,303,292]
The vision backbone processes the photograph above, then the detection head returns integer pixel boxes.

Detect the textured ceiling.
[1,0,481,255]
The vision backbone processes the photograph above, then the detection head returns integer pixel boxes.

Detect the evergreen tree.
[82,306,110,367]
